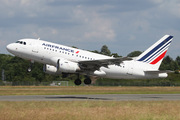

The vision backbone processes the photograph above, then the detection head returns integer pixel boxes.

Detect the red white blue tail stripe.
[137,35,173,65]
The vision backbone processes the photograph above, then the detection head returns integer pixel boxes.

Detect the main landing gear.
[84,77,91,85]
[74,74,92,86]
[74,74,82,85]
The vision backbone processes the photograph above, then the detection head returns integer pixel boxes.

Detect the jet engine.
[57,59,80,73]
[43,64,60,75]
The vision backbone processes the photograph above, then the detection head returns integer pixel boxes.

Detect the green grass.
[0,86,180,95]
[0,101,180,120]
[0,86,180,120]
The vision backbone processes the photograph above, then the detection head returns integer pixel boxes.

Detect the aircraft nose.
[6,44,11,52]
[6,44,15,53]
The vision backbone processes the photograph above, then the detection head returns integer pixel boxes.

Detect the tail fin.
[136,35,173,70]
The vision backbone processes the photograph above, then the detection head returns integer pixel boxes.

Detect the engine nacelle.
[57,59,80,73]
[43,64,60,75]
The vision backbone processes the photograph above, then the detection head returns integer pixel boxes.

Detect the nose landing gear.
[28,60,34,72]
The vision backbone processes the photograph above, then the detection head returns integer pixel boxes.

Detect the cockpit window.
[15,41,26,45]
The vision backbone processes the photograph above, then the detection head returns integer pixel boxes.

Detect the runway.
[0,94,180,101]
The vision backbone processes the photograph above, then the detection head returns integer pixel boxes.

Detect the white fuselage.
[6,39,167,79]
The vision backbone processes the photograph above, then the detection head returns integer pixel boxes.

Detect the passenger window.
[20,41,23,44]
[24,42,26,45]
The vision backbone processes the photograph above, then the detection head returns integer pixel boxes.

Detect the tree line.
[0,45,180,85]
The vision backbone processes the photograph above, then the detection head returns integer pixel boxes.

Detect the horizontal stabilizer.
[144,70,174,74]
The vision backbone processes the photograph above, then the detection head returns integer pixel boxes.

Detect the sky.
[1,0,180,59]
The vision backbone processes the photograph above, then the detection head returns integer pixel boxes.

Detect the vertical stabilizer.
[136,35,173,70]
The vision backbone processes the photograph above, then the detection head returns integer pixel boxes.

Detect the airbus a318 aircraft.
[6,35,173,85]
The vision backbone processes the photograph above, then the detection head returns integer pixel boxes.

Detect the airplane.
[6,35,173,85]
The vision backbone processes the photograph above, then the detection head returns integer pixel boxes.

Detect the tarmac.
[0,94,180,101]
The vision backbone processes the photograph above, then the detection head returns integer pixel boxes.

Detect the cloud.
[0,0,180,59]
[129,35,136,41]
[76,10,116,41]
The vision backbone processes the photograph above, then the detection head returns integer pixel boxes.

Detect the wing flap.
[144,70,174,74]
[78,57,132,71]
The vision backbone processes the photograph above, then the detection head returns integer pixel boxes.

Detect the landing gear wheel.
[74,79,82,85]
[27,68,31,72]
[27,60,34,72]
[84,77,92,85]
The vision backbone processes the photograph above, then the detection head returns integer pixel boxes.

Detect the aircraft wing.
[78,57,132,71]
[144,70,174,74]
